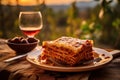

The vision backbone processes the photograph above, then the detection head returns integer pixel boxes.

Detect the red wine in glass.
[19,11,43,37]
[20,27,41,37]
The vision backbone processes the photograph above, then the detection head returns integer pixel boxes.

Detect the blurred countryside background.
[0,0,120,49]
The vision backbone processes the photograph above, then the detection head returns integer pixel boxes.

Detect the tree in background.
[92,0,120,49]
[98,0,115,43]
[0,0,8,37]
[0,0,120,49]
[112,0,120,48]
[66,1,80,37]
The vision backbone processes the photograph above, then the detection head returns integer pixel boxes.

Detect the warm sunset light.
[45,0,75,5]
[1,0,91,6]
[18,0,39,6]
[1,0,40,6]
[45,0,92,5]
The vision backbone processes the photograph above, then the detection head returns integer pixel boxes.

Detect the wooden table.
[0,39,120,80]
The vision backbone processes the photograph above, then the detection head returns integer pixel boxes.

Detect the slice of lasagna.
[40,36,94,66]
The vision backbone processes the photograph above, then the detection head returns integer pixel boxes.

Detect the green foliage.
[112,18,120,48]
[0,1,120,48]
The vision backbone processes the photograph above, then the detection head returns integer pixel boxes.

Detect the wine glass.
[19,11,43,37]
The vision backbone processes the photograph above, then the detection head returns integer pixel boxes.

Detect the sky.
[1,0,92,6]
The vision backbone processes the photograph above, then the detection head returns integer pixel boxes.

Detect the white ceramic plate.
[26,47,113,72]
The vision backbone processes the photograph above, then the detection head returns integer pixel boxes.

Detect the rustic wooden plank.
[0,39,16,62]
[0,39,90,80]
[0,70,10,80]
[89,57,120,80]
[0,39,120,80]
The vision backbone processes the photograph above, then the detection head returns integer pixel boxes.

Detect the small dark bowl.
[7,40,39,54]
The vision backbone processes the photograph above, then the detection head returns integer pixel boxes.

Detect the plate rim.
[26,47,113,72]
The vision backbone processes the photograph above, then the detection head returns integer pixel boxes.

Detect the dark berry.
[27,38,37,43]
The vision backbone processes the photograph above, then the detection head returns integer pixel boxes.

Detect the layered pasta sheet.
[40,37,94,66]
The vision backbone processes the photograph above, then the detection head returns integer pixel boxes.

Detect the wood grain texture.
[89,57,120,80]
[0,39,90,80]
[0,39,120,80]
